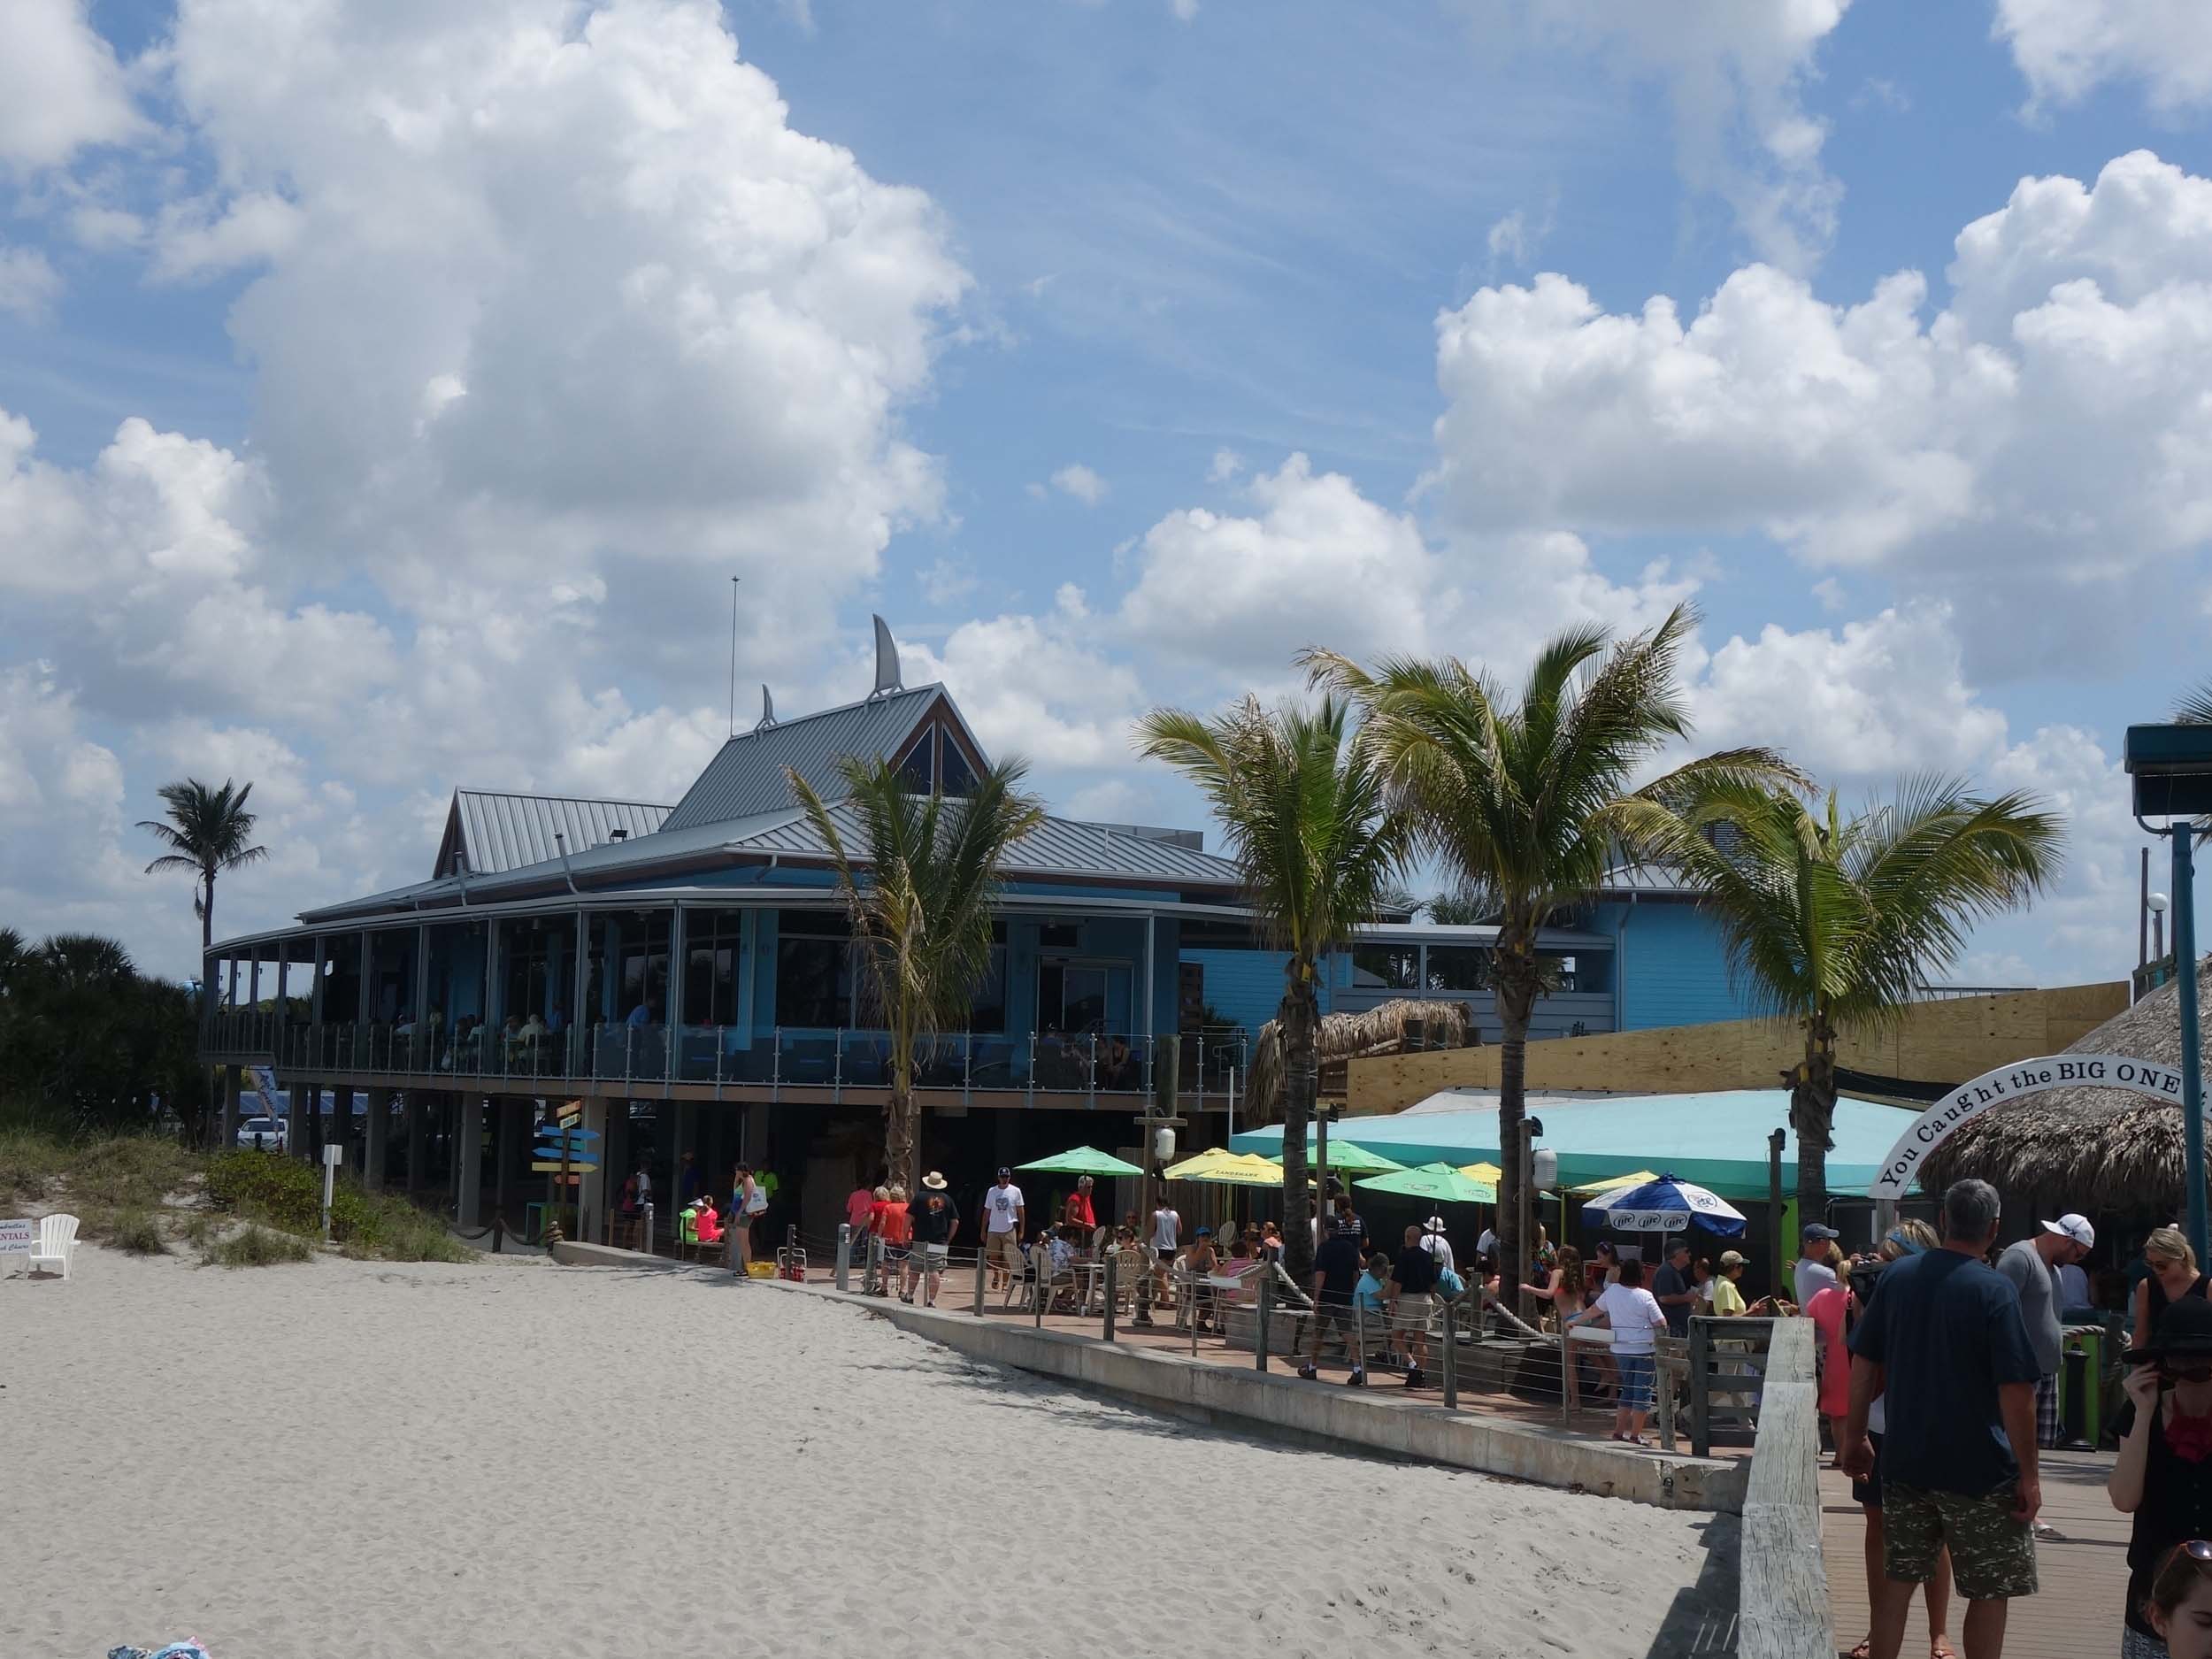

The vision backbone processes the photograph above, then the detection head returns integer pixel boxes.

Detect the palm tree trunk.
[1279,965,1317,1283]
[887,1083,918,1199]
[1494,937,1538,1313]
[201,868,215,951]
[1792,1013,1837,1224]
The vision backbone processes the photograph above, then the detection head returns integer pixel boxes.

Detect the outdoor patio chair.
[1002,1245,1036,1310]
[31,1213,79,1279]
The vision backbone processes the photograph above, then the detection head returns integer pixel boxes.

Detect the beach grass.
[108,1209,170,1256]
[207,1149,477,1263]
[2,1122,206,1247]
[204,1223,316,1268]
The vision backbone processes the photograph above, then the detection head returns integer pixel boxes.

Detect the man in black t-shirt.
[902,1172,961,1307]
[1653,1240,1697,1339]
[1388,1225,1439,1388]
[1300,1228,1368,1385]
[1845,1178,2040,1659]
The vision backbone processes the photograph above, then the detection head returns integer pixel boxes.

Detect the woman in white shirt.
[1570,1257,1668,1446]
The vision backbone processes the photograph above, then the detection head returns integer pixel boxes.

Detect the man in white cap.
[1417,1215,1455,1275]
[1996,1211,2093,1450]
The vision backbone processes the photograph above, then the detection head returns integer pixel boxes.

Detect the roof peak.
[705,680,942,752]
[452,786,674,809]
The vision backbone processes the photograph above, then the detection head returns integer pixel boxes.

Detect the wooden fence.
[1735,1317,1832,1659]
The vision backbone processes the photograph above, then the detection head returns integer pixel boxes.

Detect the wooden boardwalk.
[1820,1448,2129,1659]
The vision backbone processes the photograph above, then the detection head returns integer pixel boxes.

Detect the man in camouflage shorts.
[1846,1178,2042,1658]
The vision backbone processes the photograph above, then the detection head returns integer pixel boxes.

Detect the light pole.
[2125,725,2212,1266]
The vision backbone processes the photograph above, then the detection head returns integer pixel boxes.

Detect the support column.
[457,1096,484,1226]
[406,1091,428,1193]
[496,1097,527,1216]
[219,1068,242,1150]
[364,1087,392,1190]
[289,1079,314,1159]
[579,1095,610,1243]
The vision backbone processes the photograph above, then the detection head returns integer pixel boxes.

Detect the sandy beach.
[9,1249,1732,1658]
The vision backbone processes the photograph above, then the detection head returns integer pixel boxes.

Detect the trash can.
[2062,1326,2103,1448]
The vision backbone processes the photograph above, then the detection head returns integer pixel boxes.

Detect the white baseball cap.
[2041,1213,2094,1249]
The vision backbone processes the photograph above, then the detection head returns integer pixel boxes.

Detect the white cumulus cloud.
[1996,0,2212,114]
[1049,463,1110,504]
[0,0,146,172]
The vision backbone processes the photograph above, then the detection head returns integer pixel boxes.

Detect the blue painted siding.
[1181,948,1288,1038]
[1594,902,1755,1031]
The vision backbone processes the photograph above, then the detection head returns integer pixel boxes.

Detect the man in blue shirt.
[1845,1178,2041,1659]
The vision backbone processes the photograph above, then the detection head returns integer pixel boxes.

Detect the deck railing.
[198,1011,1248,1102]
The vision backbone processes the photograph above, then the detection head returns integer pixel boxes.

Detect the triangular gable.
[661,684,988,833]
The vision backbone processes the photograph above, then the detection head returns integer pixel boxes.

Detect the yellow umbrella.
[1570,1169,1658,1196]
[1456,1161,1504,1186]
[1162,1148,1284,1187]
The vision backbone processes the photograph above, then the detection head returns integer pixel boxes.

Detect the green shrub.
[109,1210,168,1256]
[377,1207,475,1263]
[0,1125,72,1204]
[180,1212,217,1249]
[204,1223,314,1268]
[0,1125,200,1210]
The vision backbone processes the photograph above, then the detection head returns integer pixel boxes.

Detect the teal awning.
[1229,1090,1921,1201]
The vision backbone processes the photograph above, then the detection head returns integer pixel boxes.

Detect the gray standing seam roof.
[661,685,952,833]
[442,791,673,877]
[727,799,1242,887]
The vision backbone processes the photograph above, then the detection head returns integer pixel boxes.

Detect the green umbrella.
[1353,1162,1497,1204]
[1267,1141,1406,1175]
[1017,1145,1145,1177]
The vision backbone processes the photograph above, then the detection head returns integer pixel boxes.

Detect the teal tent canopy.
[1230,1090,1921,1201]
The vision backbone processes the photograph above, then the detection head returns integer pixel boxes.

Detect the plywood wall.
[1345,981,2130,1114]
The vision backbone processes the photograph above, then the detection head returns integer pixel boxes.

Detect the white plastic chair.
[30,1213,79,1279]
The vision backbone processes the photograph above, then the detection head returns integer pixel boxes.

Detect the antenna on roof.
[739,580,757,743]
[870,614,903,700]
[757,684,777,730]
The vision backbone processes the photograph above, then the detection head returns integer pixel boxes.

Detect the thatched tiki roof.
[1919,956,2208,1216]
[1245,999,1475,1125]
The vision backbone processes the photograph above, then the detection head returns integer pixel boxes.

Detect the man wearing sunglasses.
[1844,1178,2042,1659]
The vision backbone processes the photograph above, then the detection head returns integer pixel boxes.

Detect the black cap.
[997,1167,1011,1179]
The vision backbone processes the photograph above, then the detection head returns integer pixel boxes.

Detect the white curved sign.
[1870,1053,2185,1200]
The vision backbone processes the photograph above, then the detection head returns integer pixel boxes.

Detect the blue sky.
[3,0,2211,986]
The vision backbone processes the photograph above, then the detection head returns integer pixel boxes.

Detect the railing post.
[1034,1245,1044,1329]
[1087,1032,1098,1098]
[716,1025,725,1092]
[1442,1295,1459,1408]
[772,1027,780,1100]
[1256,1276,1271,1371]
[835,1222,852,1292]
[1102,1251,1118,1342]
[962,1031,972,1106]
[1691,1316,1712,1458]
[972,1246,987,1317]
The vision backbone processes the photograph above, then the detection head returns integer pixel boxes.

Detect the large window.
[966,922,1008,1033]
[895,731,933,793]
[1351,945,1418,990]
[941,740,977,795]
[585,909,672,1025]
[1540,952,1580,993]
[776,910,851,1028]
[501,914,569,1027]
[1425,946,1491,991]
[1038,959,1128,1034]
[684,910,743,1027]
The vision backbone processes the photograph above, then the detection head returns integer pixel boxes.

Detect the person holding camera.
[2112,1296,2212,1657]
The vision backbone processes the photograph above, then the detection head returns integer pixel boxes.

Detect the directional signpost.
[537,1102,591,1241]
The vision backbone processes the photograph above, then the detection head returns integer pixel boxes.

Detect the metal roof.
[661,685,958,832]
[724,799,1243,887]
[437,790,672,877]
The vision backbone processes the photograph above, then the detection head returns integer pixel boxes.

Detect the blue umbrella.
[1579,1171,1747,1237]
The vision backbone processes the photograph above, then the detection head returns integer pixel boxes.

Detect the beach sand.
[8,1249,1733,1658]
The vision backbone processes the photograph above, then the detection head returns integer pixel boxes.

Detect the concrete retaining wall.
[548,1240,689,1271]
[790,1283,1745,1513]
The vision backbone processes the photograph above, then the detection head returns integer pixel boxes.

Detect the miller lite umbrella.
[1578,1171,1747,1238]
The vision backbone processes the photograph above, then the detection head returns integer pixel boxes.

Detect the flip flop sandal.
[1930,1640,1959,1659]
[1844,1640,1871,1659]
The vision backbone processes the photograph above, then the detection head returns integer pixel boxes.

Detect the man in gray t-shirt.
[1995,1213,2093,1448]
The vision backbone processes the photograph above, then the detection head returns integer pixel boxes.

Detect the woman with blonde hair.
[2135,1227,2210,1360]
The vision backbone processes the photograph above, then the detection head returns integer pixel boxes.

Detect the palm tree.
[1642,778,2062,1214]
[1306,605,1801,1291]
[1138,695,1413,1280]
[788,753,1045,1195]
[138,779,269,950]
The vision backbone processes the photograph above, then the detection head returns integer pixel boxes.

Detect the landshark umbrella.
[1017,1145,1145,1178]
[1268,1141,1406,1175]
[1353,1162,1497,1204]
[1161,1148,1283,1186]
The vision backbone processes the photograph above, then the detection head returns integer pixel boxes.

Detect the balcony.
[199,1011,1248,1108]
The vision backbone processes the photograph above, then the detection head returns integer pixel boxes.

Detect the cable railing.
[197,1012,1248,1101]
